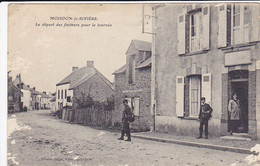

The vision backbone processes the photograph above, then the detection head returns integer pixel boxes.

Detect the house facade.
[69,61,114,107]
[8,74,23,113]
[152,3,260,139]
[113,40,152,131]
[56,61,114,113]
[40,92,51,109]
[13,74,33,111]
[56,67,79,111]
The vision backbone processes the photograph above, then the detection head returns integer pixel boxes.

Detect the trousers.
[121,122,131,139]
[199,119,209,137]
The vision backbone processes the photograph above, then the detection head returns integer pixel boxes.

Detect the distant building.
[113,40,152,131]
[49,93,56,111]
[8,74,22,113]
[13,74,32,111]
[56,61,114,112]
[40,91,51,109]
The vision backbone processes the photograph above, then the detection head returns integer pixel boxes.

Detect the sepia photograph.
[3,1,260,166]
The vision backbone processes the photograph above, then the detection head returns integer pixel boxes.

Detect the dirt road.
[8,110,249,166]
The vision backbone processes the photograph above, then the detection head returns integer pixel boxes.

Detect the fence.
[62,107,112,127]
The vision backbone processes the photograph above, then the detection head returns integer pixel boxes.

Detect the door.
[230,81,248,133]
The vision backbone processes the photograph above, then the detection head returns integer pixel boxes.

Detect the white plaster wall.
[21,89,31,110]
[55,83,73,111]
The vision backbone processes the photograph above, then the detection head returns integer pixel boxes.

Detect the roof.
[131,40,152,52]
[32,91,42,95]
[136,56,152,69]
[67,67,97,88]
[40,93,50,98]
[12,77,25,87]
[113,64,127,75]
[56,66,94,86]
[58,65,114,91]
[50,96,56,102]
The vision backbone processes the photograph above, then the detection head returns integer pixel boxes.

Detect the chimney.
[28,85,30,88]
[33,87,36,91]
[87,61,94,68]
[43,91,46,94]
[72,66,78,72]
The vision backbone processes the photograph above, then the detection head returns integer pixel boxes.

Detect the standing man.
[228,92,241,135]
[118,99,132,141]
[197,97,213,139]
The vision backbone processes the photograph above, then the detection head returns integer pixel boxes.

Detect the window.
[58,90,60,99]
[61,90,63,99]
[128,55,136,84]
[232,4,250,44]
[218,4,254,47]
[67,96,71,102]
[190,12,202,52]
[189,76,201,116]
[65,89,67,99]
[177,5,210,54]
[125,97,140,116]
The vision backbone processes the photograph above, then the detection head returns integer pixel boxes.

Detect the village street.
[8,110,249,166]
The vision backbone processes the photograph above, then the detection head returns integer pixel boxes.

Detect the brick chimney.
[72,66,78,72]
[87,61,94,68]
[33,87,36,91]
[43,91,46,94]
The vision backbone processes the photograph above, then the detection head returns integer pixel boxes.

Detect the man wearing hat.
[118,99,132,141]
[197,97,213,139]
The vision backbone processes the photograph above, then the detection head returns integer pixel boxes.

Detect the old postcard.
[5,2,260,166]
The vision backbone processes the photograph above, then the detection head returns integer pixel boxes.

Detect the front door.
[228,70,249,133]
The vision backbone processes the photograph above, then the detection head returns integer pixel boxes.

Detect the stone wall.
[73,74,114,104]
[113,68,151,131]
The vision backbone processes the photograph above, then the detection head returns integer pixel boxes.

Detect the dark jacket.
[122,105,132,123]
[199,103,213,120]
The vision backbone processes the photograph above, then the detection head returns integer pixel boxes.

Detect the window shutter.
[134,97,140,116]
[177,13,186,54]
[176,76,184,117]
[251,5,260,42]
[202,4,210,50]
[202,73,212,105]
[218,4,227,48]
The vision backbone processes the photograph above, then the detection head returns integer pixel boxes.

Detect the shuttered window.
[189,76,201,116]
[125,97,140,116]
[177,5,210,54]
[218,4,257,47]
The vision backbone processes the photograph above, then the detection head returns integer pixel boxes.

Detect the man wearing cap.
[197,97,213,139]
[118,99,132,141]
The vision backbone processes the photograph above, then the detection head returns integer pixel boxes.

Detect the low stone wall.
[62,108,112,127]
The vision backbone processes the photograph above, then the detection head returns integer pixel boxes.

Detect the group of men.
[117,97,214,141]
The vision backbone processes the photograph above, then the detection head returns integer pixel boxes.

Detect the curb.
[132,134,253,154]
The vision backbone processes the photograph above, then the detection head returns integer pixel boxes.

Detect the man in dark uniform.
[118,99,132,141]
[197,97,213,139]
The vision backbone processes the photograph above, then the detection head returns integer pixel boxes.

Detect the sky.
[8,3,152,93]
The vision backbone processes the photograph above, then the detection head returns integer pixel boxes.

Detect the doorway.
[228,70,249,133]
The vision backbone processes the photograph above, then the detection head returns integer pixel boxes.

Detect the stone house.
[13,74,33,111]
[152,3,260,139]
[8,74,22,112]
[56,61,114,113]
[113,40,152,131]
